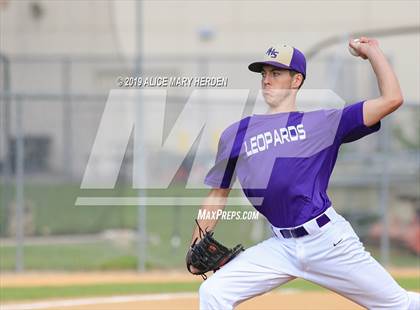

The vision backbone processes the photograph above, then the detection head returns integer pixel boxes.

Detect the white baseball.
[348,38,361,57]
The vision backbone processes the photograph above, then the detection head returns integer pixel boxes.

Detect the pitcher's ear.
[292,73,304,89]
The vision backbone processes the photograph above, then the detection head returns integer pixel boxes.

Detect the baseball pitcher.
[187,37,420,309]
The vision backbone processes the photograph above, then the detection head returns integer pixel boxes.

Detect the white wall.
[1,0,418,100]
[0,0,418,176]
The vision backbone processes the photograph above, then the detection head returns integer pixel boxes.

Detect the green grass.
[0,183,246,235]
[1,182,259,270]
[281,277,420,292]
[1,240,418,271]
[0,217,260,270]
[0,242,136,270]
[396,277,420,289]
[368,246,420,267]
[1,183,419,271]
[0,282,200,301]
[0,202,260,270]
[0,277,418,302]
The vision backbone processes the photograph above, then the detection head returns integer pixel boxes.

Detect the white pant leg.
[407,292,420,310]
[300,218,419,309]
[199,237,298,310]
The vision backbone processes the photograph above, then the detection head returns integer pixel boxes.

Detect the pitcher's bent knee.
[392,290,420,310]
[369,290,420,310]
[407,291,420,310]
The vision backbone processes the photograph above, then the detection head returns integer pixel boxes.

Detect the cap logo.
[265,47,278,58]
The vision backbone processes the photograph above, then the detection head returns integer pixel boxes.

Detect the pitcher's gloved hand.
[186,220,244,280]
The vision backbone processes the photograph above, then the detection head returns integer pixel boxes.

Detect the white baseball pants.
[199,207,420,309]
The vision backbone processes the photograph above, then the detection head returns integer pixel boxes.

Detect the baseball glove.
[186,220,244,280]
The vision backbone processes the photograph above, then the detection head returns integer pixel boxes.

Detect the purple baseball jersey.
[204,101,381,228]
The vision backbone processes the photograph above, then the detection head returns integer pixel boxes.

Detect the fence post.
[15,96,25,272]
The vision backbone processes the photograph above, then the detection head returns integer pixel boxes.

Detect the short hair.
[289,70,304,89]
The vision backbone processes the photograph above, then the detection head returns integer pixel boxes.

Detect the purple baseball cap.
[248,44,306,78]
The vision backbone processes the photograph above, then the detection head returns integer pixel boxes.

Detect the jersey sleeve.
[204,129,238,188]
[326,101,381,144]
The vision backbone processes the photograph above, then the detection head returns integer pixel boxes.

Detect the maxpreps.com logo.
[265,47,278,58]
